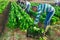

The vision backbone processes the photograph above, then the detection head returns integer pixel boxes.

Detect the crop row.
[0,1,9,14]
[7,2,45,39]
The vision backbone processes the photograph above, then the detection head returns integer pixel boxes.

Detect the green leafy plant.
[0,1,9,14]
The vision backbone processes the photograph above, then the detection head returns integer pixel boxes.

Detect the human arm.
[25,3,31,11]
[34,11,42,24]
[34,4,42,25]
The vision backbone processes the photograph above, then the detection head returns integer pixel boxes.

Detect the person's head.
[32,6,37,12]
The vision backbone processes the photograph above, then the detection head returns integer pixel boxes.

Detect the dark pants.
[44,11,55,29]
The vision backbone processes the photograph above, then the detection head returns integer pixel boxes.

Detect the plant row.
[0,1,9,14]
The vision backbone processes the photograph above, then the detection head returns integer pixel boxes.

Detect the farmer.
[17,0,23,4]
[24,0,31,13]
[17,0,24,9]
[54,0,59,6]
[17,0,20,3]
[32,4,55,33]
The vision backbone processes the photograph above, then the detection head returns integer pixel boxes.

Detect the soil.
[0,2,10,35]
[0,28,38,40]
[0,24,60,40]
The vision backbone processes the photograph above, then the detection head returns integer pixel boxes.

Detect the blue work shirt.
[34,4,55,24]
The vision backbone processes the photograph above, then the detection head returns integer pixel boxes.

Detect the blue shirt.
[25,1,31,11]
[34,4,55,24]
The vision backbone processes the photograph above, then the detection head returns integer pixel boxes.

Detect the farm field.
[0,0,60,40]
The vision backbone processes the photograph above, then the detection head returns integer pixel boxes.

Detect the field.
[0,0,60,40]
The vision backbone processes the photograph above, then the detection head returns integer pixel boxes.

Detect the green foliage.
[7,3,45,39]
[7,2,34,30]
[27,25,44,38]
[0,1,9,14]
[54,6,60,18]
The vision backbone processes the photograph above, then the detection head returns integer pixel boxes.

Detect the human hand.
[38,22,42,27]
[23,9,25,11]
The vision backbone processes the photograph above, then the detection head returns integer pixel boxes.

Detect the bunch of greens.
[0,1,9,14]
[7,2,45,39]
[7,2,34,30]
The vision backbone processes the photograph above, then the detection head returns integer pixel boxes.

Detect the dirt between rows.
[0,2,10,34]
[0,24,60,40]
[0,28,36,40]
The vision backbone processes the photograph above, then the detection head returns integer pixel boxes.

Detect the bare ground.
[0,21,60,40]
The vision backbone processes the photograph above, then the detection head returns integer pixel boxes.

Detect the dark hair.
[21,2,24,4]
[32,6,37,8]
